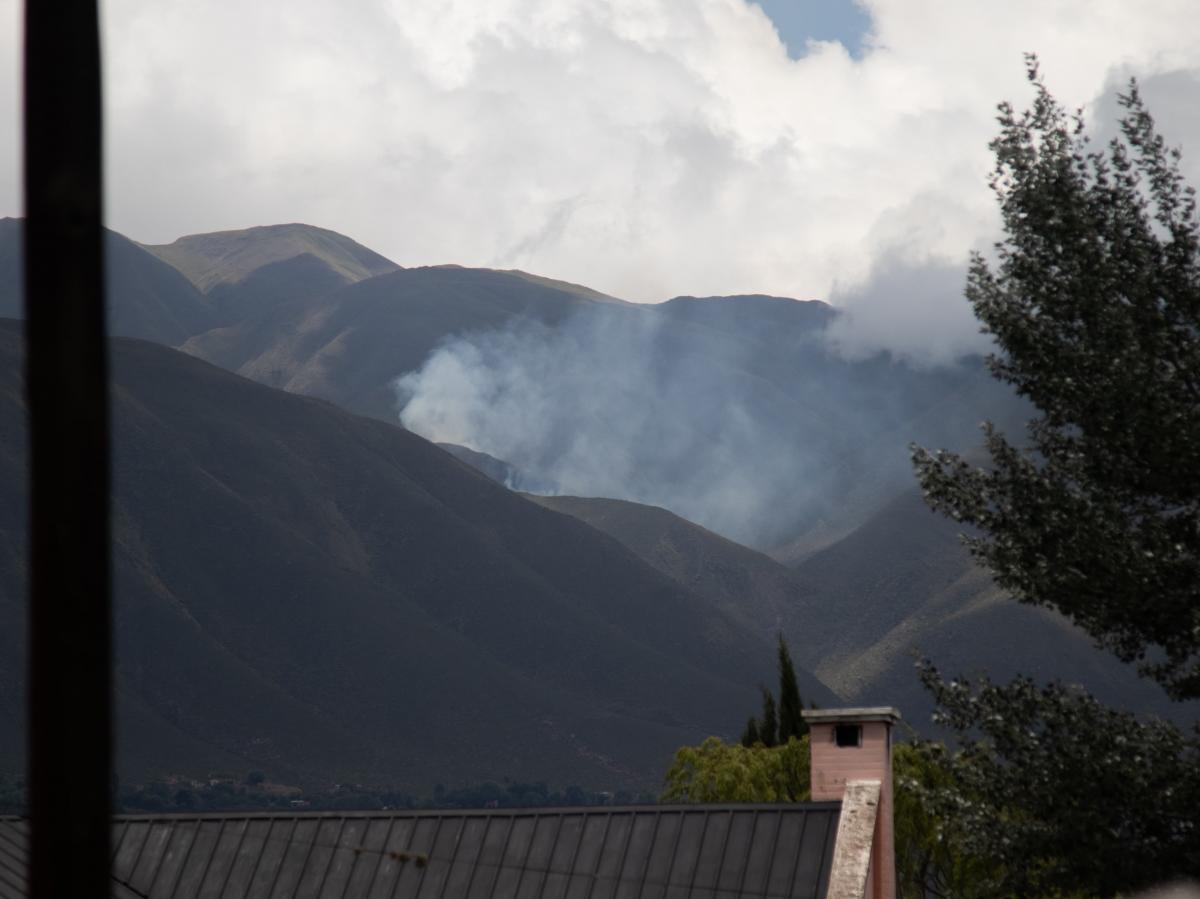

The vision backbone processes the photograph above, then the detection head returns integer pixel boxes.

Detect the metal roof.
[0,804,840,899]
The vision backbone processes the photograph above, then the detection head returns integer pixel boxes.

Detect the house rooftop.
[0,803,842,899]
[801,707,901,726]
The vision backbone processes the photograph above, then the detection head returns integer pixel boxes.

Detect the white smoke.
[397,307,818,545]
[395,301,998,549]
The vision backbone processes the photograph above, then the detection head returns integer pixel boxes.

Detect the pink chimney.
[802,707,900,899]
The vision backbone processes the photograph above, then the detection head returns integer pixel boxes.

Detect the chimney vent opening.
[834,724,862,747]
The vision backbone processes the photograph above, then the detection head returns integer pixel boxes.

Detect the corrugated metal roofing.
[0,804,840,899]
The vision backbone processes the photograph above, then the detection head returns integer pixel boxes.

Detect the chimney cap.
[801,706,901,725]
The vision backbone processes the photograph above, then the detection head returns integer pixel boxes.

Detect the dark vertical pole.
[23,0,112,896]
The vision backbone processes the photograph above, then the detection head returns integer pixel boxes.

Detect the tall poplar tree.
[904,59,1200,895]
[913,58,1200,699]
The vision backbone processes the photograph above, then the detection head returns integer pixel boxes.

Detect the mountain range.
[1,218,1191,791]
[0,319,840,789]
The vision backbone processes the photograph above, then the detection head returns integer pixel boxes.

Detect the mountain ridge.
[0,318,836,790]
[142,222,400,293]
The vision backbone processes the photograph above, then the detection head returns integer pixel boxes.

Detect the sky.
[753,0,872,57]
[1,0,1199,360]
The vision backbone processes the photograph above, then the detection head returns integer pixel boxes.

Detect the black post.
[23,0,112,896]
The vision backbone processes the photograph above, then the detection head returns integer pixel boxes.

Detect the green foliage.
[912,58,1200,699]
[776,634,808,741]
[661,736,810,803]
[892,743,996,899]
[659,735,980,897]
[903,62,1200,895]
[905,660,1200,897]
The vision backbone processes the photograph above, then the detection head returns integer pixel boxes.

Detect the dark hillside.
[180,265,627,421]
[529,491,1198,729]
[528,495,815,644]
[0,218,219,345]
[0,320,833,790]
[789,487,1198,724]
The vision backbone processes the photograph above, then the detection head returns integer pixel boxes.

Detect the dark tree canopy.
[776,634,808,742]
[908,661,1200,897]
[902,61,1200,897]
[740,717,761,748]
[913,58,1200,699]
[758,687,778,747]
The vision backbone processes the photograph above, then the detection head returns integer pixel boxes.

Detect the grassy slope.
[143,223,399,293]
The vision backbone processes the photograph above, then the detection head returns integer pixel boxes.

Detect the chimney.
[802,707,900,899]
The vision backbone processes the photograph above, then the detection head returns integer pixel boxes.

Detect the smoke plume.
[396,300,1001,550]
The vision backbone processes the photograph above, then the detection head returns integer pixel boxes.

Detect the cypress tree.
[759,686,778,747]
[776,634,807,740]
[740,717,760,747]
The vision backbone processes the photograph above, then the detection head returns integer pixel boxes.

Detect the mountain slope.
[0,319,836,790]
[525,491,1198,729]
[789,486,1197,724]
[144,223,401,324]
[527,495,815,645]
[179,264,629,422]
[144,223,399,293]
[657,294,836,341]
[5,218,1021,554]
[0,218,220,345]
[90,220,1012,554]
[182,267,1020,550]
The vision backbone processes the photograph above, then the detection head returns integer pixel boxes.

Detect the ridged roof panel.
[0,804,840,899]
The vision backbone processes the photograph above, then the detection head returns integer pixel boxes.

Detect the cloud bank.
[1,0,1198,358]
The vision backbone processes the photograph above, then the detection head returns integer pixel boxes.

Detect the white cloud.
[1,0,1198,358]
[0,0,17,213]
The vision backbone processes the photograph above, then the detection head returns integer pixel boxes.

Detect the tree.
[891,742,995,899]
[758,687,778,747]
[904,60,1200,895]
[776,634,808,741]
[661,736,810,803]
[912,58,1200,699]
[740,717,760,748]
[739,635,805,747]
[905,661,1200,897]
[661,732,988,898]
